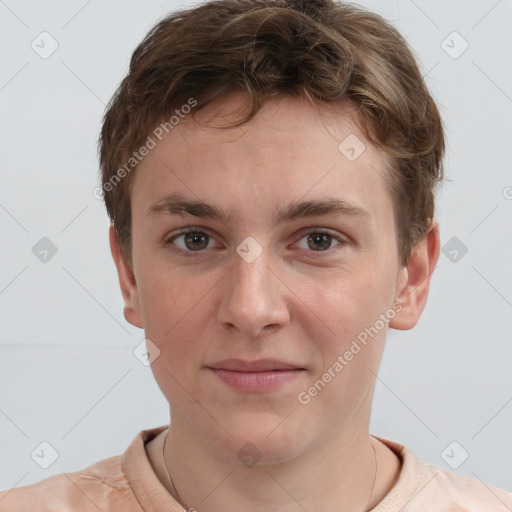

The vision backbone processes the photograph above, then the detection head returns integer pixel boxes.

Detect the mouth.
[206,358,306,392]
[207,358,306,372]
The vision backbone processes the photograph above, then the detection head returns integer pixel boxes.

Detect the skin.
[110,91,440,512]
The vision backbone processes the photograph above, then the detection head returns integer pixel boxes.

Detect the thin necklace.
[163,431,186,507]
[366,438,378,511]
[162,431,378,512]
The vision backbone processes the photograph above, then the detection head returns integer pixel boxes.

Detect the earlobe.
[389,220,440,330]
[108,225,144,329]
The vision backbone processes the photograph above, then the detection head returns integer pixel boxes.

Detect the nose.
[217,245,290,338]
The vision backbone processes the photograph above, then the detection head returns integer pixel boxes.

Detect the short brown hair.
[99,0,444,267]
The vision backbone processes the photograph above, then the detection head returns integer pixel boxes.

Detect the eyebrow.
[146,193,372,226]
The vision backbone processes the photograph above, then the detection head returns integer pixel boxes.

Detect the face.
[111,92,435,465]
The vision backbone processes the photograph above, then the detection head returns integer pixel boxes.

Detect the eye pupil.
[307,233,332,251]
[185,232,209,251]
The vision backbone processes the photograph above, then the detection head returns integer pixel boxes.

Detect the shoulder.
[421,463,512,511]
[374,437,512,512]
[0,425,169,511]
[0,454,138,511]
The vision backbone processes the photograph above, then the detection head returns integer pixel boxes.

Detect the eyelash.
[164,226,349,258]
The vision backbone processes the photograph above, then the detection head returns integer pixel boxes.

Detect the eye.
[295,230,345,252]
[166,228,219,254]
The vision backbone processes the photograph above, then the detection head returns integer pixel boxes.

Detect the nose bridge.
[218,241,288,336]
[231,232,271,283]
[230,245,273,306]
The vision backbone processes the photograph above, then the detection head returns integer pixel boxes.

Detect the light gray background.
[1,0,511,496]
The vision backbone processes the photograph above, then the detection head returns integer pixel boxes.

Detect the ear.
[389,219,440,330]
[109,225,144,328]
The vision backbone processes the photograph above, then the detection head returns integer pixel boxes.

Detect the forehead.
[132,92,395,230]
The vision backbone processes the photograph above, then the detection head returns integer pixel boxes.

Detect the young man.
[1,0,510,510]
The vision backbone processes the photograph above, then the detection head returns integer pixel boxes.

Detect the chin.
[208,422,305,467]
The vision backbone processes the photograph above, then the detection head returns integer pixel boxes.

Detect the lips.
[207,358,306,392]
[207,358,304,372]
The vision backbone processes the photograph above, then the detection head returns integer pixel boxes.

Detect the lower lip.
[208,368,304,392]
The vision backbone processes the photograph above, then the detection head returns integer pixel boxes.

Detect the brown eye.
[169,230,216,252]
[295,231,344,253]
[307,233,333,251]
[184,232,209,251]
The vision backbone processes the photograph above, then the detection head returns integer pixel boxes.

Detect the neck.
[158,412,395,512]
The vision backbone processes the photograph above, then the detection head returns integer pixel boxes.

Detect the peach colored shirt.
[1,424,511,511]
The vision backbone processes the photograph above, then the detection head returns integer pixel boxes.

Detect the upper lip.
[207,358,304,372]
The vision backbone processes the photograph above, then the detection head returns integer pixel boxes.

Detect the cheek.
[299,268,382,331]
[138,258,205,322]
[295,266,393,373]
[141,271,211,405]
[137,262,226,370]
[137,267,200,355]
[298,280,389,412]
